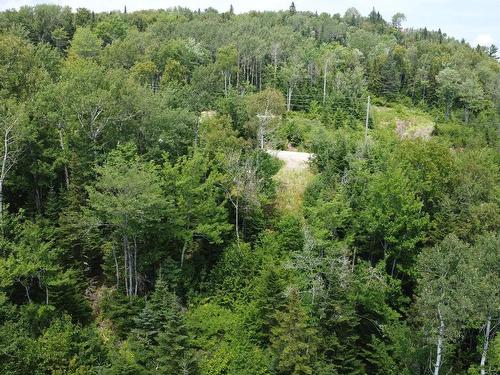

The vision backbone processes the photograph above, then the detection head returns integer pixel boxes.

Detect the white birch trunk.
[434,308,445,375]
[58,128,70,188]
[323,62,328,104]
[0,127,9,218]
[133,236,138,296]
[364,96,371,148]
[287,87,293,111]
[180,239,188,268]
[480,315,492,375]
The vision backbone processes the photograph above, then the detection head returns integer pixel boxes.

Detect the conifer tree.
[132,279,195,373]
[254,266,286,344]
[271,288,317,375]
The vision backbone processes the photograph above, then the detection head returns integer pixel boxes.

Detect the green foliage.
[211,242,262,305]
[357,164,429,272]
[162,151,231,266]
[100,288,144,338]
[253,265,287,344]
[187,302,270,374]
[69,27,101,59]
[0,4,497,373]
[271,288,317,375]
[86,143,168,295]
[94,15,127,45]
[131,278,196,373]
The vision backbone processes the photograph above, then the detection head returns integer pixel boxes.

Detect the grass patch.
[273,167,314,214]
[372,104,435,139]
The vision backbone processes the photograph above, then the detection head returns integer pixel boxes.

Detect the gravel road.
[266,150,313,170]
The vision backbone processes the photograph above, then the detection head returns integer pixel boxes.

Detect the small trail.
[267,150,314,213]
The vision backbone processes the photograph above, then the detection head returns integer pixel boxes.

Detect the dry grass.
[372,105,435,139]
[273,167,314,214]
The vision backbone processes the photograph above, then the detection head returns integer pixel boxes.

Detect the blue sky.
[1,0,498,47]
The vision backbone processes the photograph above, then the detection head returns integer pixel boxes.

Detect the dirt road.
[266,150,312,170]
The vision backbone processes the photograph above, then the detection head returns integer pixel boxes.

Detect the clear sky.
[1,0,498,47]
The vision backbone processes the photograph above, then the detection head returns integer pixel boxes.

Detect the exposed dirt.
[396,119,434,139]
[266,150,312,170]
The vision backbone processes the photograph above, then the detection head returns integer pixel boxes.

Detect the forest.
[0,3,499,374]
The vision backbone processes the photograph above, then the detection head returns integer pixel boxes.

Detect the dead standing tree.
[220,151,261,244]
[0,106,24,218]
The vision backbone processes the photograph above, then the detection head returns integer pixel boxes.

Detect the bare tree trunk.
[112,245,120,288]
[445,100,451,120]
[391,258,397,277]
[480,314,492,375]
[287,87,293,111]
[45,285,49,305]
[259,124,264,149]
[127,237,133,296]
[0,180,3,220]
[19,279,31,303]
[235,198,239,243]
[58,128,70,188]
[223,71,227,96]
[364,96,371,149]
[259,60,262,91]
[351,248,356,272]
[323,62,328,104]
[123,235,129,296]
[236,54,240,88]
[0,128,9,219]
[434,308,445,375]
[133,236,138,296]
[273,49,278,83]
[180,239,188,268]
[194,117,199,148]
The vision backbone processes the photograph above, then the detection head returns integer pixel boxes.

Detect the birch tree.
[318,45,337,104]
[86,144,167,297]
[280,55,305,111]
[219,150,261,243]
[469,233,500,375]
[0,216,71,306]
[0,101,25,218]
[216,45,238,96]
[162,152,231,267]
[246,88,285,149]
[416,235,473,375]
[436,68,461,119]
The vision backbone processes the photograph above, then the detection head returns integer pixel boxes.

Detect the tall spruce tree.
[271,288,317,375]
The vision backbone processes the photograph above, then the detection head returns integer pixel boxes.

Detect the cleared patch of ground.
[266,150,312,170]
[266,150,314,213]
[273,167,314,213]
[372,105,435,139]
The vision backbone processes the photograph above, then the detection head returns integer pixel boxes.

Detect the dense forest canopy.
[0,3,499,374]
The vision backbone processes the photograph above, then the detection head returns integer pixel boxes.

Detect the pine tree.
[155,304,195,374]
[254,266,286,344]
[132,279,195,372]
[315,276,364,374]
[271,288,317,375]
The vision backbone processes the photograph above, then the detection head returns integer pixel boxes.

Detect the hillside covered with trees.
[0,3,499,374]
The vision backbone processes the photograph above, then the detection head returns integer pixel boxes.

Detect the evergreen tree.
[132,278,195,373]
[254,266,286,344]
[154,301,196,374]
[271,288,317,375]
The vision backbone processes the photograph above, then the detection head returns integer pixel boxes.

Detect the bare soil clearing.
[266,150,313,170]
